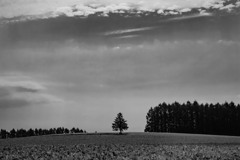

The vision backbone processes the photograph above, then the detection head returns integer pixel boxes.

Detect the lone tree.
[112,112,129,134]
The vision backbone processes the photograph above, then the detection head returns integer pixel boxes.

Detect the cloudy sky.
[0,0,240,132]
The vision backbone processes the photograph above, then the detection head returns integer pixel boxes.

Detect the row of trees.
[1,112,129,138]
[0,127,86,139]
[145,101,240,136]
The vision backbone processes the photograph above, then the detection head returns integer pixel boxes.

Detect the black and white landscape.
[1,0,240,159]
[0,0,240,133]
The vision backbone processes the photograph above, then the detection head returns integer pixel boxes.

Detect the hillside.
[1,132,240,146]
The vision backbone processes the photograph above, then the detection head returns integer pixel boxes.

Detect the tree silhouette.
[0,129,7,139]
[75,128,80,133]
[34,128,39,136]
[70,127,76,133]
[0,127,86,139]
[16,129,27,137]
[64,128,69,134]
[10,129,16,138]
[145,107,154,132]
[145,101,240,136]
[112,112,129,134]
[27,128,35,136]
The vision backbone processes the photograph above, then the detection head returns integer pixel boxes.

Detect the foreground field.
[1,144,240,160]
[1,132,240,160]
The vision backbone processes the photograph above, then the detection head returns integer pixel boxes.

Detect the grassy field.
[1,132,240,159]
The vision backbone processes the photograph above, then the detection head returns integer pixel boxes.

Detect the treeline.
[0,127,86,139]
[145,101,240,136]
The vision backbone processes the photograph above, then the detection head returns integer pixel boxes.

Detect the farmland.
[1,133,240,159]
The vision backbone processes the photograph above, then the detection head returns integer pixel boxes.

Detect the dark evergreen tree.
[145,101,240,136]
[42,129,49,135]
[16,129,27,137]
[38,128,43,135]
[145,107,155,132]
[34,128,39,136]
[27,128,35,136]
[0,129,7,139]
[53,128,57,134]
[10,129,16,138]
[71,127,76,133]
[56,127,64,134]
[49,128,54,134]
[76,128,81,133]
[112,112,129,134]
[64,128,69,134]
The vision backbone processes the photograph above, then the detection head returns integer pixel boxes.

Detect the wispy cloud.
[0,79,45,92]
[115,35,140,39]
[161,12,212,22]
[0,73,64,108]
[104,27,155,36]
[220,4,235,11]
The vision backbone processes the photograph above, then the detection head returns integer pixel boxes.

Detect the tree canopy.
[112,112,129,134]
[145,101,240,136]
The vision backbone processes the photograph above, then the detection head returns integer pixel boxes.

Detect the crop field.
[1,132,240,160]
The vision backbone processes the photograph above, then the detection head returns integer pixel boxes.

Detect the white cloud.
[157,9,164,14]
[167,5,180,10]
[180,8,192,13]
[0,0,222,18]
[55,6,75,17]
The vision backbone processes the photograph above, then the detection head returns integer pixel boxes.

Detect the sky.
[0,0,240,132]
[0,0,222,18]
